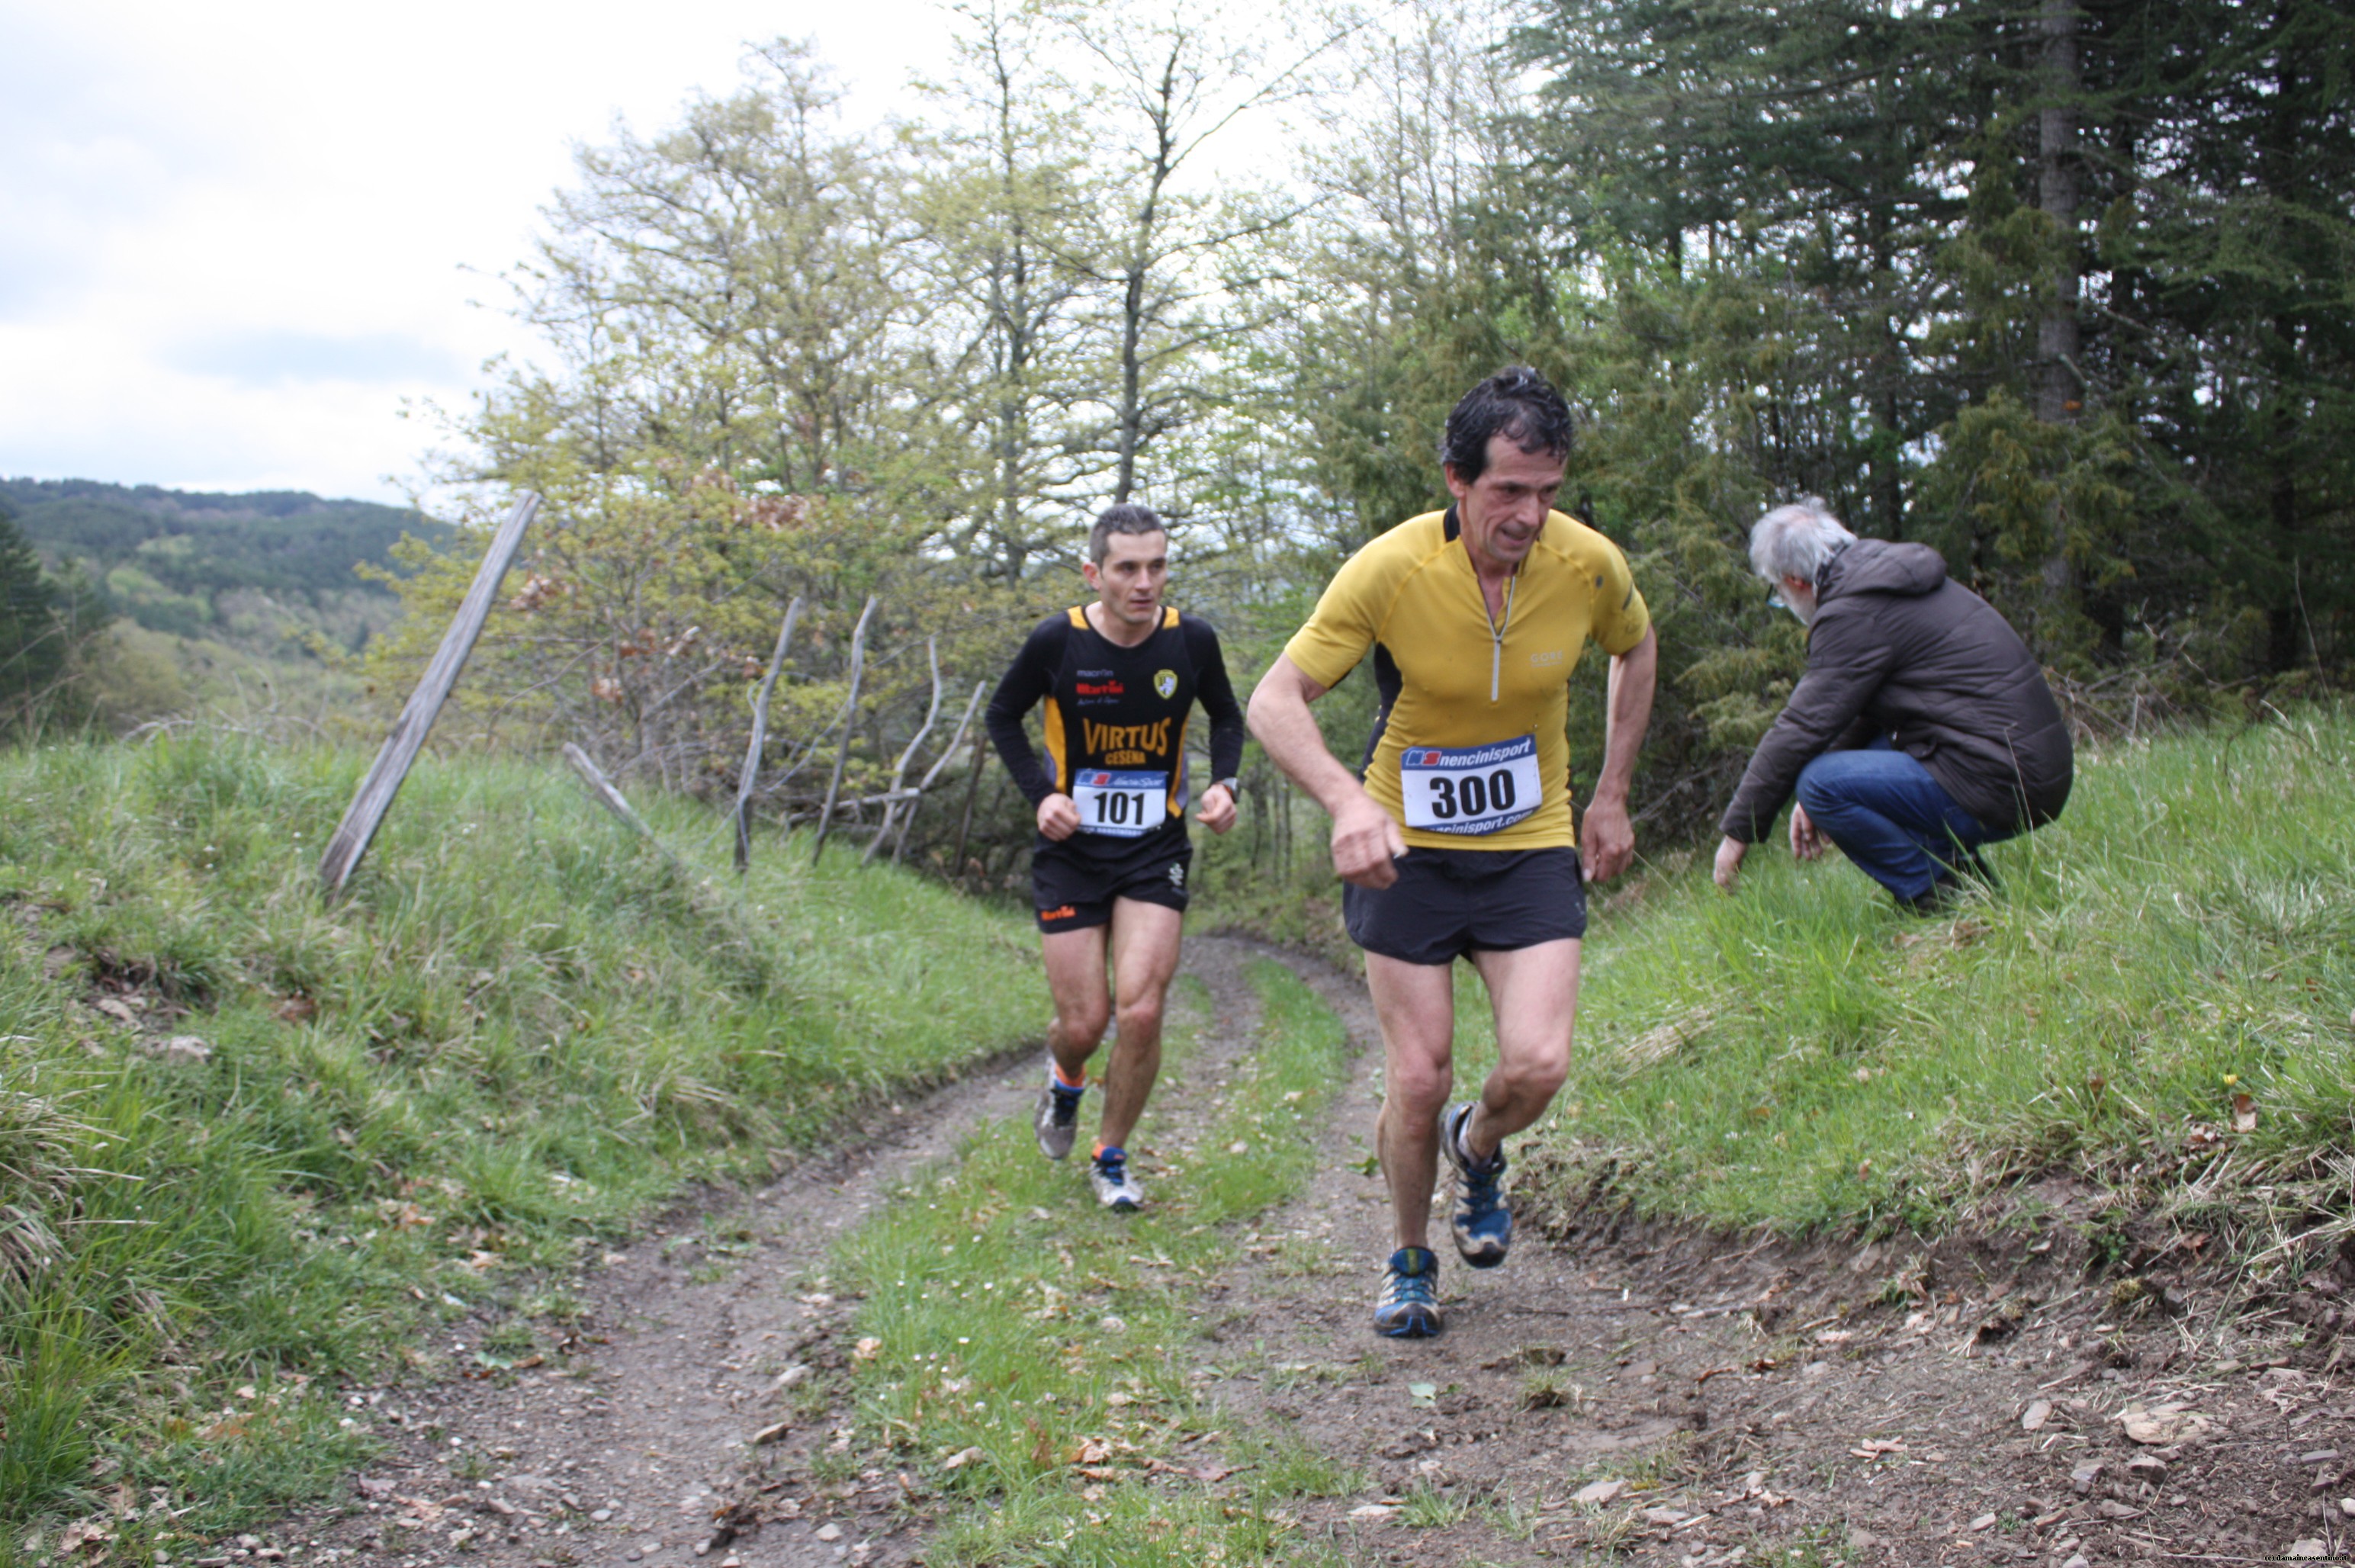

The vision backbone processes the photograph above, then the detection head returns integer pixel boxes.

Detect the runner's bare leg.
[1462,938,1581,1160]
[1041,925,1112,1085]
[1364,953,1459,1250]
[1096,898,1184,1150]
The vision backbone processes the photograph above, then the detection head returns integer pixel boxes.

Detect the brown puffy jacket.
[1719,540,2074,842]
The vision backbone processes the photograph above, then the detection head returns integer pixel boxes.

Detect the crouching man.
[1714,498,2074,911]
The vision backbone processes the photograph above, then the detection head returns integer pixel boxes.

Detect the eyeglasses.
[1766,586,1788,610]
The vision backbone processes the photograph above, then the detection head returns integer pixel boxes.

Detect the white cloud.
[0,0,952,503]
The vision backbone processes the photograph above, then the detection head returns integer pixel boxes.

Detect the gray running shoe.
[1035,1073,1083,1160]
[1089,1145,1142,1211]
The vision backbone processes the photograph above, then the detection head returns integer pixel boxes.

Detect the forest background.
[5,0,2350,902]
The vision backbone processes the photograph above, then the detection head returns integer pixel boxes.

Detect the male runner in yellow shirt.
[1248,367,1656,1336]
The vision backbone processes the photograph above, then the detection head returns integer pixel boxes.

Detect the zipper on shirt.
[1481,571,1518,703]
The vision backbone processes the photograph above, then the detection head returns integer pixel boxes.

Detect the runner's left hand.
[1195,783,1237,835]
[1582,796,1636,882]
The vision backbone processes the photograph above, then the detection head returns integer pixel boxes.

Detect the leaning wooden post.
[950,726,989,887]
[318,492,540,898]
[562,742,689,873]
[892,678,987,866]
[863,637,943,866]
[732,595,805,876]
[810,596,879,864]
[562,742,655,840]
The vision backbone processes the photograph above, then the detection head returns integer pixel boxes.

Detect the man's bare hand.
[1713,834,1747,892]
[1037,793,1081,842]
[1789,802,1825,861]
[1194,783,1237,835]
[1581,796,1637,882]
[1331,794,1407,888]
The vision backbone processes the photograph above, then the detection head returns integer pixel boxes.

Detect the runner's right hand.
[1038,793,1081,841]
[1332,794,1407,889]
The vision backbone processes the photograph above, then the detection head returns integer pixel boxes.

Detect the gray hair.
[1749,497,1855,585]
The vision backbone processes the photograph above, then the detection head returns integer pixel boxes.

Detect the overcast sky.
[0,0,956,506]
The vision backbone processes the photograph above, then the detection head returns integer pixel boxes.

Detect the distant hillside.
[0,477,458,654]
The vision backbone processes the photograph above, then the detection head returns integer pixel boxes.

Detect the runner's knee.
[1384,1056,1453,1118]
[1114,991,1164,1039]
[1058,1001,1112,1049]
[1493,1049,1568,1107]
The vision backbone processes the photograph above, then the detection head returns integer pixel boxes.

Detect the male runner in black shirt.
[986,504,1246,1210]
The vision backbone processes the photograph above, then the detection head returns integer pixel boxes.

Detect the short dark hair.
[1438,367,1575,483]
[1088,503,1166,565]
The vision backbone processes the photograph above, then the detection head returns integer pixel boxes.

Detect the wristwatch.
[1213,776,1242,799]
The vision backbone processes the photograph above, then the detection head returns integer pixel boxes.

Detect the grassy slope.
[0,737,1038,1544]
[1492,707,2355,1268]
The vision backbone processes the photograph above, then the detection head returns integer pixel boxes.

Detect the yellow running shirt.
[1284,506,1650,852]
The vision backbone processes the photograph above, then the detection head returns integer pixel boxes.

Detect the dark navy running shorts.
[1031,835,1192,933]
[1343,845,1586,965]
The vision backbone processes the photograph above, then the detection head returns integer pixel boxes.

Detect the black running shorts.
[1031,835,1193,933]
[1343,845,1586,965]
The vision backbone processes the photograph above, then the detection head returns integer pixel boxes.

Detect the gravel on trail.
[268,935,2348,1567]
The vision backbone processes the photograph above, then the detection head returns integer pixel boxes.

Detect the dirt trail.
[1216,945,2349,1566]
[279,936,2346,1567]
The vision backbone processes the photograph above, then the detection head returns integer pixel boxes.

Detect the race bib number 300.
[1399,735,1541,835]
[1073,769,1170,837]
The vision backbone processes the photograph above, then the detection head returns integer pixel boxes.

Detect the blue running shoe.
[1373,1247,1442,1337]
[1441,1102,1512,1268]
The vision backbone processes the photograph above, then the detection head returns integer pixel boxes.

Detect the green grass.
[0,734,1039,1552]
[831,959,1353,1564]
[1508,706,2355,1269]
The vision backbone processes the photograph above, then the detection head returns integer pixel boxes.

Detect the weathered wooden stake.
[732,596,805,876]
[892,680,987,866]
[863,637,943,866]
[563,742,654,840]
[562,743,689,872]
[810,596,879,864]
[951,725,989,887]
[319,492,540,898]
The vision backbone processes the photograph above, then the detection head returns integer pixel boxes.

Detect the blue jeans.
[1793,741,2012,904]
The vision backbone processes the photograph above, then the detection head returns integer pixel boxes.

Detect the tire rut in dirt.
[278,936,1277,1568]
[283,1047,1043,1568]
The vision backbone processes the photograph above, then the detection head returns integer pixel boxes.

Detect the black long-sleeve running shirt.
[986,606,1246,857]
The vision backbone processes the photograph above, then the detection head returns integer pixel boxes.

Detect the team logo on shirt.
[1154,669,1177,699]
[1082,718,1174,756]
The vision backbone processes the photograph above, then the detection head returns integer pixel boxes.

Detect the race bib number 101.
[1399,735,1541,835]
[1072,769,1170,837]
